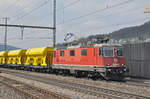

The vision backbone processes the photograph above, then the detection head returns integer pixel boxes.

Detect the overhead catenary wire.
[8,17,150,41]
[8,37,52,40]
[0,0,55,46]
[59,4,146,27]
[57,0,135,25]
[11,0,51,22]
[2,0,81,23]
[1,0,21,13]
[97,17,150,29]
[7,29,52,40]
[59,17,150,38]
[9,0,81,41]
[56,0,136,36]
[39,0,81,22]
[10,0,42,19]
[59,0,81,10]
[1,0,148,46]
[5,0,52,41]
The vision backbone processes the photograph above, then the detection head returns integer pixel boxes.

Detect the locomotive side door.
[95,47,103,66]
[56,50,59,63]
[94,47,98,65]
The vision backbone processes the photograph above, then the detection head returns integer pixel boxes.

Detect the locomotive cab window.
[81,49,87,56]
[103,47,114,57]
[99,48,103,56]
[70,50,75,56]
[116,48,123,57]
[60,51,65,56]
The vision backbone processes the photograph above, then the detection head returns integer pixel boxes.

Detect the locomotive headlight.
[122,64,125,67]
[124,68,127,72]
[107,69,111,72]
[107,64,110,66]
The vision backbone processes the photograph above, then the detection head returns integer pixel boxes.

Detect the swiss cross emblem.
[114,58,118,63]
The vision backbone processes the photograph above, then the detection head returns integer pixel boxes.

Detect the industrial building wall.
[123,42,150,79]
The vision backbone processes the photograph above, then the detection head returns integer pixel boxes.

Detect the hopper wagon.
[0,51,8,66]
[7,49,26,68]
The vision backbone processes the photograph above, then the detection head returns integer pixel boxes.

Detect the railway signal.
[144,8,150,13]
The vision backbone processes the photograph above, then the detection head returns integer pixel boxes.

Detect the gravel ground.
[18,70,150,97]
[0,73,100,99]
[0,83,27,99]
[1,69,150,98]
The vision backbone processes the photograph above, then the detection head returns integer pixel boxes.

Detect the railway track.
[0,75,70,99]
[104,79,150,89]
[125,81,150,88]
[1,69,150,99]
[1,68,150,88]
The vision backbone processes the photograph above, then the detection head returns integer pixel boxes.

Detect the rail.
[1,69,150,99]
[0,75,70,99]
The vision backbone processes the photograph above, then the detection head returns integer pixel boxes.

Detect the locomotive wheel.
[75,71,82,78]
[87,72,99,80]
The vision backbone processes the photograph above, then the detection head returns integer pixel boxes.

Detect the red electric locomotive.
[53,44,127,80]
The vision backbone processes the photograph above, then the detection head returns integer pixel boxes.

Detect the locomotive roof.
[94,43,122,47]
[57,43,122,50]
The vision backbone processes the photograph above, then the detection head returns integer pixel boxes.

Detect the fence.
[123,42,150,79]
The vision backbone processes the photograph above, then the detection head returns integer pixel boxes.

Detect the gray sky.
[0,0,150,48]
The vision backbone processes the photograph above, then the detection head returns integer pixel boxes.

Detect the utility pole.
[3,17,9,51]
[53,0,56,47]
[0,2,56,47]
